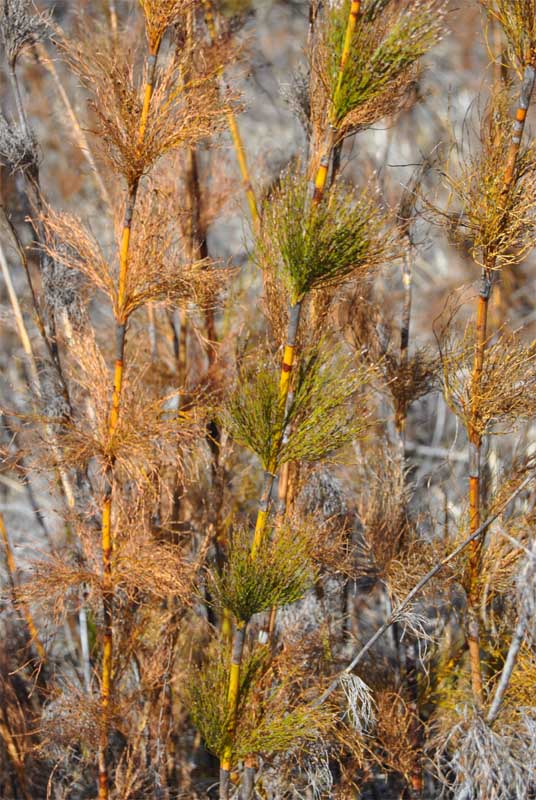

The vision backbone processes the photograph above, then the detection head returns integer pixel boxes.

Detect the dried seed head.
[0,111,37,173]
[339,673,375,733]
[0,0,48,66]
[139,0,191,52]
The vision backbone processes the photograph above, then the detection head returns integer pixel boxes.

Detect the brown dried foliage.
[438,93,536,270]
[439,324,536,438]
[60,25,235,185]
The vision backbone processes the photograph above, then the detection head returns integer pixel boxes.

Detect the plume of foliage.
[256,169,395,304]
[210,523,316,622]
[187,640,329,763]
[224,344,370,471]
[438,94,536,271]
[438,325,536,439]
[60,24,235,186]
[316,0,443,132]
[41,193,229,323]
[482,0,536,71]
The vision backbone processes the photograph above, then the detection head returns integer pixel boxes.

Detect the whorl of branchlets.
[0,111,37,173]
[0,0,48,66]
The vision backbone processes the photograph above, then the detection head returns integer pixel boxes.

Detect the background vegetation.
[1,1,536,798]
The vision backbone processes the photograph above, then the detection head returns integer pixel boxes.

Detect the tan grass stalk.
[35,42,111,208]
[203,0,259,226]
[0,237,39,388]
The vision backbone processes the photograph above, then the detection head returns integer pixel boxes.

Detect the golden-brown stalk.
[203,0,259,226]
[464,63,535,706]
[311,0,362,206]
[219,621,246,799]
[97,46,159,800]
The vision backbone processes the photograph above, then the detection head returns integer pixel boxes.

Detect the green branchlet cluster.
[257,171,393,304]
[224,345,370,471]
[328,0,442,127]
[211,524,316,622]
[187,642,325,762]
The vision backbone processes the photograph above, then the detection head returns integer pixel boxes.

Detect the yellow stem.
[332,0,362,113]
[97,46,159,799]
[202,0,259,225]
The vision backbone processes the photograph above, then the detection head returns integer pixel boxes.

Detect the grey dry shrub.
[0,0,48,66]
[0,111,37,172]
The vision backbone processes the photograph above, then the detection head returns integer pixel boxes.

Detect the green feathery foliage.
[234,704,322,760]
[257,170,393,305]
[224,346,370,471]
[187,644,268,759]
[211,524,316,622]
[187,640,329,762]
[327,0,442,128]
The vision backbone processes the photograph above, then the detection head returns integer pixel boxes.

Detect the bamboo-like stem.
[97,46,159,800]
[218,5,362,785]
[332,0,361,111]
[315,470,535,708]
[251,300,302,555]
[219,621,246,799]
[310,0,362,207]
[219,300,302,786]
[464,63,536,706]
[202,0,259,226]
[0,512,46,661]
